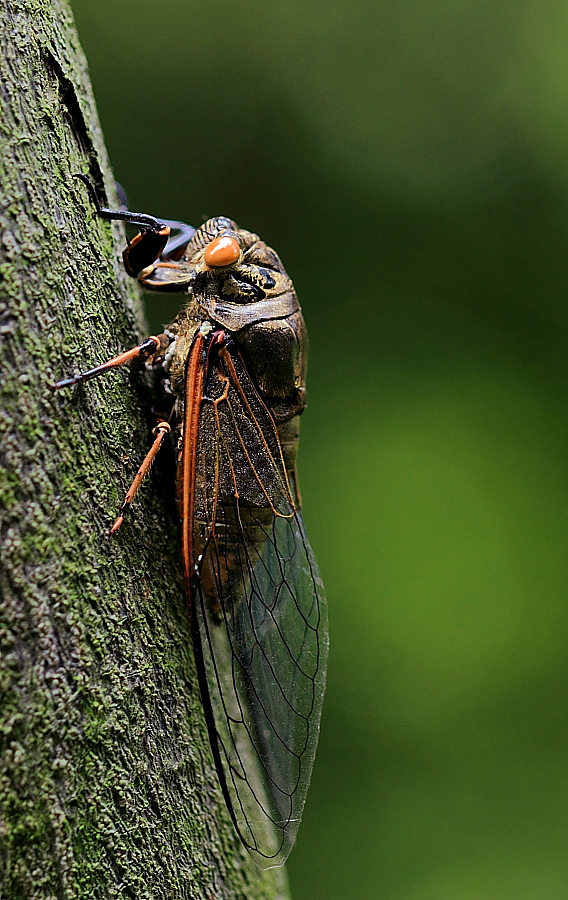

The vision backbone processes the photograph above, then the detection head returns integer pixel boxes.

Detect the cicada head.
[191,219,300,331]
[139,216,300,331]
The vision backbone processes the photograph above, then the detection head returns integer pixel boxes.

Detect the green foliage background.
[72,2,568,897]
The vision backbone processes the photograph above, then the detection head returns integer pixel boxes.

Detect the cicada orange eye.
[204,234,240,267]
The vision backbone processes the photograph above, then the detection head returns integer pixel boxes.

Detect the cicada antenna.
[73,173,166,231]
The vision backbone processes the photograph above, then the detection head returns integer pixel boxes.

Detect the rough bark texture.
[0,3,290,898]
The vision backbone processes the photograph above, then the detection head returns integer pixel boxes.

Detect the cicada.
[53,176,328,869]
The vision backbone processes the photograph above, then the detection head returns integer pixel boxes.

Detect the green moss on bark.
[0,2,290,897]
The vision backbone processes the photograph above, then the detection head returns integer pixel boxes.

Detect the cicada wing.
[193,501,328,868]
[189,346,328,868]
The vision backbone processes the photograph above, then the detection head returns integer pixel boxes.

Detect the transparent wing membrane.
[190,345,328,867]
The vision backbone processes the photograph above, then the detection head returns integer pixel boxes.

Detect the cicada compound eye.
[204,234,240,267]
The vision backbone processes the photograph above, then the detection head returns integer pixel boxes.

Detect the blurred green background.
[72,2,568,897]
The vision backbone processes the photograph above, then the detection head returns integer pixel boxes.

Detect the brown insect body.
[143,217,308,605]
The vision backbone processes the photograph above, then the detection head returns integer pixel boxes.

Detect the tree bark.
[0,2,290,898]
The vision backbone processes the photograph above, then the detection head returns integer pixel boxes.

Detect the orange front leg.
[51,335,165,391]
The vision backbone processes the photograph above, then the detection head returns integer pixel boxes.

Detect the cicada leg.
[122,221,196,277]
[74,174,196,275]
[50,335,166,390]
[160,220,197,260]
[51,333,174,528]
[108,420,172,534]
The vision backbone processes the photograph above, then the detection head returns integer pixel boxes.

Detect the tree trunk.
[0,2,290,898]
